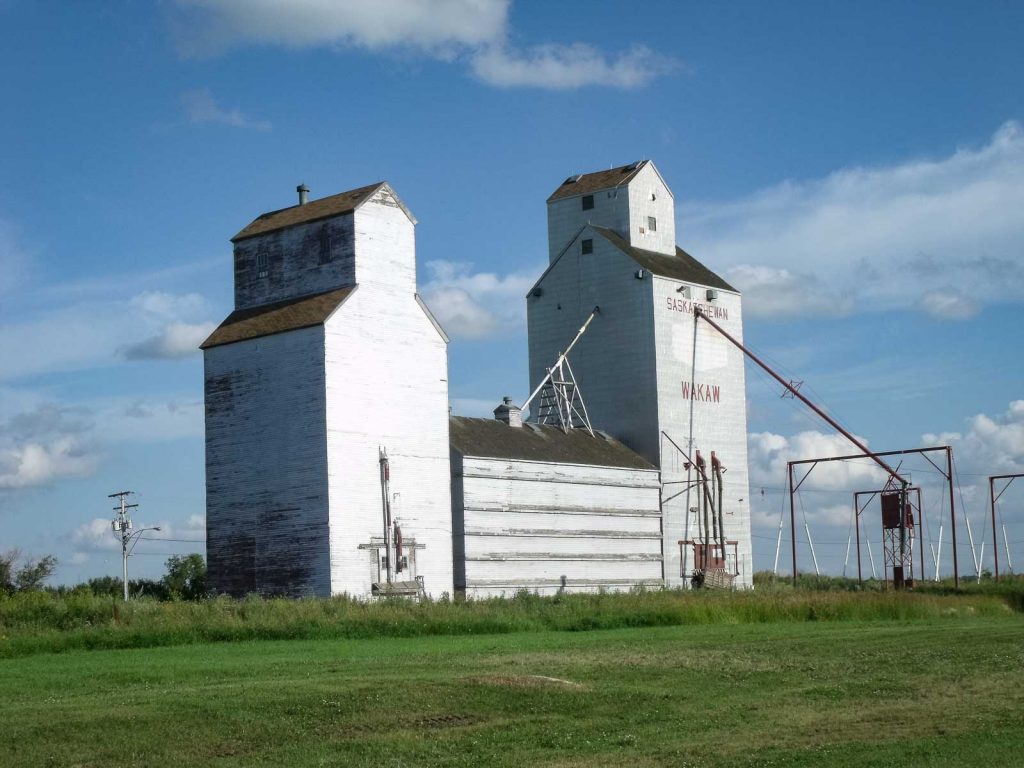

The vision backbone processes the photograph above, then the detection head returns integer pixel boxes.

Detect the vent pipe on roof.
[494,396,523,428]
[297,184,310,205]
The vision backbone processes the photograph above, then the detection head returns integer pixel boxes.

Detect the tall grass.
[1,585,1017,658]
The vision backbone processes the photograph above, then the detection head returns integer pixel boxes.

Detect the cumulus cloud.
[924,400,1024,476]
[471,44,678,90]
[420,259,539,339]
[0,405,101,490]
[748,401,1024,576]
[0,288,215,382]
[170,0,676,90]
[181,88,271,131]
[72,513,206,552]
[686,121,1024,320]
[123,322,216,360]
[725,265,854,319]
[748,429,886,492]
[172,0,509,57]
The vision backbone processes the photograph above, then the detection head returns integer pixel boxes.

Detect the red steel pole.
[855,496,863,585]
[947,447,959,588]
[990,476,999,581]
[789,462,797,586]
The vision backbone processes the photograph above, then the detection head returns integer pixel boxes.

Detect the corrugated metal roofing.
[592,226,737,292]
[546,161,647,202]
[449,416,655,470]
[231,182,385,242]
[201,286,356,349]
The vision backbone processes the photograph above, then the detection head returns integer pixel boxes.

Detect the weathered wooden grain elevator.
[202,183,453,598]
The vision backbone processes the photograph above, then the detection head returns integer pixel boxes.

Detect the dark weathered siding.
[233,215,355,310]
[204,326,331,597]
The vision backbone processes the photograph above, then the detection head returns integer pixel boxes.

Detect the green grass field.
[3,615,1023,767]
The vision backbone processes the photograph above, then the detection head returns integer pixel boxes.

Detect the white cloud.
[173,0,510,57]
[123,322,216,360]
[0,405,101,490]
[470,44,678,90]
[181,88,271,131]
[924,400,1024,476]
[748,429,886,492]
[420,259,539,339]
[72,518,120,551]
[725,265,854,319]
[0,289,215,381]
[917,289,980,320]
[686,121,1024,319]
[72,514,205,552]
[170,1,675,91]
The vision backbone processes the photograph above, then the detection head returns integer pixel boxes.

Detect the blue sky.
[2,1,1023,584]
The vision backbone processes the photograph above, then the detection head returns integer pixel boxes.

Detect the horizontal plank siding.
[453,451,662,598]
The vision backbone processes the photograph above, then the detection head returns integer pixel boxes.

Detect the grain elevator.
[202,183,452,598]
[203,161,753,598]
[527,161,754,588]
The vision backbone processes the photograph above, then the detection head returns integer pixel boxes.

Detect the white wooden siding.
[652,277,753,588]
[207,182,452,600]
[528,162,754,590]
[453,455,662,598]
[526,233,661,464]
[324,190,453,598]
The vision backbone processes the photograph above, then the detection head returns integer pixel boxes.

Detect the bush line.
[2,576,1021,658]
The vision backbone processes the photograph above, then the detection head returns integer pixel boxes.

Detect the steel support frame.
[786,446,960,587]
[989,473,1023,581]
[853,487,925,586]
[693,308,911,587]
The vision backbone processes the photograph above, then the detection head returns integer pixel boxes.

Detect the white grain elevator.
[202,183,453,598]
[527,161,754,588]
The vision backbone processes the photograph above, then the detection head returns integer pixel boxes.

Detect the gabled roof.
[449,416,655,470]
[232,182,385,242]
[200,286,356,349]
[547,161,648,202]
[591,227,737,292]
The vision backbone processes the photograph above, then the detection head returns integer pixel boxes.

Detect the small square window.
[648,216,657,232]
[256,252,269,278]
[581,194,594,211]
[581,238,593,255]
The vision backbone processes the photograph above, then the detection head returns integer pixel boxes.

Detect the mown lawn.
[2,618,1022,767]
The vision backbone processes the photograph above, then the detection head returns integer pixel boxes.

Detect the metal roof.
[591,226,737,292]
[546,161,648,202]
[200,286,356,349]
[449,416,655,470]
[231,182,385,242]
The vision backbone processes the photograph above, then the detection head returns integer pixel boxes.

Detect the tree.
[0,549,58,593]
[162,554,206,600]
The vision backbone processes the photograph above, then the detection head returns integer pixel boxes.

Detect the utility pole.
[109,491,160,601]
[110,491,138,601]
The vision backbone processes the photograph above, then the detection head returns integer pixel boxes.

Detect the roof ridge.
[589,226,737,293]
[546,160,648,202]
[232,181,387,242]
